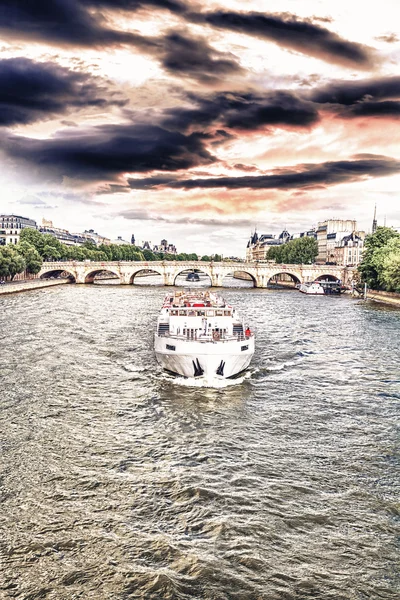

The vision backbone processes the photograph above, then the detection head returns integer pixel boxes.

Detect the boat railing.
[156,332,252,342]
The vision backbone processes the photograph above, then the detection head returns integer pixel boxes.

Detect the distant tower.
[131,234,135,245]
[372,205,377,233]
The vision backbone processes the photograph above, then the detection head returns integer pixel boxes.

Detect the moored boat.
[154,290,254,381]
[186,272,200,282]
[298,281,325,295]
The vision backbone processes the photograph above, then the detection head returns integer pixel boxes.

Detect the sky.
[0,0,399,256]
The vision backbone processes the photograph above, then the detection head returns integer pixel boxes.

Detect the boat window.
[166,344,176,351]
[206,310,214,316]
[188,310,195,316]
[179,310,186,316]
[241,345,249,351]
[216,310,223,316]
[224,311,230,316]
[171,310,178,316]
[197,310,205,316]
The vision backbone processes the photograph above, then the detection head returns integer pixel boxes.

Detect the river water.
[1,280,399,600]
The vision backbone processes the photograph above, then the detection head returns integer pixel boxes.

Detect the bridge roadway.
[39,261,355,288]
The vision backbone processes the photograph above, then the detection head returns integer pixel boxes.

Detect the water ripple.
[1,284,399,599]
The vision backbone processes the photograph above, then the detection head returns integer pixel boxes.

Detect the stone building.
[331,232,365,266]
[39,219,88,246]
[316,219,357,264]
[73,229,111,245]
[153,239,177,254]
[0,214,37,245]
[246,230,290,261]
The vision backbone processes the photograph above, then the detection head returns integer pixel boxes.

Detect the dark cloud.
[159,31,242,83]
[0,3,241,84]
[81,0,186,12]
[375,33,399,43]
[2,124,216,181]
[116,208,257,228]
[345,101,400,118]
[309,76,400,119]
[162,91,319,133]
[191,10,375,69]
[128,157,400,190]
[0,57,126,126]
[0,0,165,48]
[310,76,400,104]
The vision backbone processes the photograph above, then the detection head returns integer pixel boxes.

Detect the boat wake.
[161,369,254,388]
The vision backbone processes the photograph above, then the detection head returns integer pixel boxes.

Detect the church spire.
[372,204,377,233]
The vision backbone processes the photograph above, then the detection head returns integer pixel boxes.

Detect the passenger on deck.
[245,327,251,338]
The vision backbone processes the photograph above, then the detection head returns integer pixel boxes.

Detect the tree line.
[0,228,223,280]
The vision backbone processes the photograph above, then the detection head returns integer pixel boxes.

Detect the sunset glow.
[1,0,399,254]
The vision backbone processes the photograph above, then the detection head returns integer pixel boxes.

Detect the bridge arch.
[314,273,341,282]
[221,270,256,287]
[267,271,301,288]
[129,268,163,285]
[40,268,76,282]
[173,267,212,286]
[84,268,121,284]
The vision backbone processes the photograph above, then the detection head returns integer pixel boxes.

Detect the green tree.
[15,241,43,274]
[267,237,318,264]
[358,227,400,289]
[19,227,45,254]
[0,246,26,279]
[380,247,400,292]
[142,249,157,261]
[201,255,211,262]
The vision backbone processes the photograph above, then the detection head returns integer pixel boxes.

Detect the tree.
[0,246,26,279]
[380,247,400,292]
[267,237,318,264]
[19,227,45,254]
[201,255,211,262]
[358,227,400,289]
[15,241,42,274]
[142,249,156,261]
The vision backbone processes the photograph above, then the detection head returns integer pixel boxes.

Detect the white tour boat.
[154,290,255,380]
[298,281,325,295]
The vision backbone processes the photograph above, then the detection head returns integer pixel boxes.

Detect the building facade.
[331,232,365,266]
[153,239,177,254]
[0,214,37,245]
[73,229,111,245]
[246,230,290,261]
[316,219,357,264]
[39,219,88,246]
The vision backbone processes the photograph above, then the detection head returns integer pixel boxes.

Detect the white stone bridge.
[38,261,356,287]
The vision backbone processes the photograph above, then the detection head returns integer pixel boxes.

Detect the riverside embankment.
[366,289,400,307]
[0,278,70,296]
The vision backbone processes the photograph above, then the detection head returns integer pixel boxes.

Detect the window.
[166,344,176,351]
[241,345,249,351]
[206,310,214,316]
[171,310,178,316]
[179,310,186,316]
[224,311,230,316]
[216,310,223,316]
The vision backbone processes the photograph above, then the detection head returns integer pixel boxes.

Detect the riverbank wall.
[0,279,70,296]
[366,289,400,307]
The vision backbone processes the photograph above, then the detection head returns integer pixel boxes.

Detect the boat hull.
[155,335,254,380]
